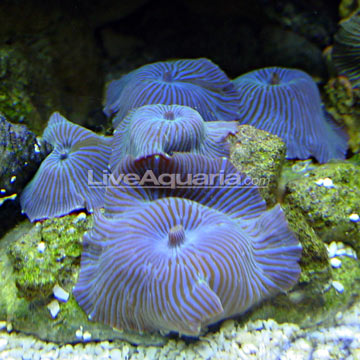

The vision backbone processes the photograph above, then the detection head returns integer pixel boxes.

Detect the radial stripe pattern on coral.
[110,104,237,169]
[74,195,301,335]
[104,58,241,127]
[233,67,348,163]
[20,112,111,221]
[333,11,360,88]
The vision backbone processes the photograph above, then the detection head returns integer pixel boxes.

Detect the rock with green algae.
[228,125,286,206]
[284,161,360,255]
[239,249,360,329]
[233,201,335,329]
[8,214,90,301]
[324,76,360,153]
[227,126,349,328]
[3,215,165,346]
[226,135,359,328]
[0,46,43,132]
[237,162,360,328]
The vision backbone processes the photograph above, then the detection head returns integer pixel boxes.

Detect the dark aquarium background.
[0,0,342,132]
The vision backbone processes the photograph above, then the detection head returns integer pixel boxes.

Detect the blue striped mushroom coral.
[105,153,266,219]
[233,67,348,163]
[332,11,360,88]
[109,103,238,170]
[74,153,302,336]
[20,112,111,222]
[104,58,241,128]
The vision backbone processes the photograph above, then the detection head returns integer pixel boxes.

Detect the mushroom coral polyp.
[104,58,241,128]
[110,104,238,170]
[73,154,302,336]
[233,67,348,163]
[20,112,111,222]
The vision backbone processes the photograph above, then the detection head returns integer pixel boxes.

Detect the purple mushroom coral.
[110,104,238,169]
[74,153,302,336]
[233,67,348,163]
[333,11,360,88]
[104,58,241,128]
[105,153,266,220]
[20,112,111,221]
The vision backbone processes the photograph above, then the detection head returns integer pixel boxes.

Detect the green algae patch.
[2,216,166,346]
[282,204,331,284]
[278,159,319,201]
[236,203,333,329]
[323,256,360,312]
[284,162,360,256]
[228,125,286,206]
[239,237,360,329]
[324,77,360,153]
[8,214,92,301]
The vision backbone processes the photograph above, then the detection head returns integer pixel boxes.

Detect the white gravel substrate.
[1,299,360,360]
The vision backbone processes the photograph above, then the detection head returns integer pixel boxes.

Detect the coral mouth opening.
[168,224,186,248]
[163,111,176,120]
[59,152,69,160]
[270,72,281,85]
[162,71,173,82]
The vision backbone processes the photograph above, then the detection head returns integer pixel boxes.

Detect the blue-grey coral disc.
[105,153,267,221]
[74,197,301,335]
[104,58,241,128]
[110,104,238,169]
[20,112,112,221]
[233,67,348,163]
[333,11,360,88]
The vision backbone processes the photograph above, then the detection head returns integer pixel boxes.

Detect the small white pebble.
[37,242,46,253]
[0,189,5,194]
[6,322,13,332]
[315,178,335,188]
[332,281,345,293]
[330,258,342,268]
[34,143,40,153]
[349,213,360,222]
[0,320,7,330]
[327,242,338,258]
[242,343,258,355]
[323,178,334,188]
[122,344,130,358]
[75,328,83,340]
[53,284,69,303]
[315,179,324,186]
[66,227,76,235]
[335,248,348,256]
[346,248,358,259]
[74,212,87,223]
[145,346,158,359]
[10,175,16,183]
[335,311,343,321]
[110,348,123,360]
[313,347,331,360]
[0,338,8,352]
[82,331,92,341]
[100,341,110,350]
[47,300,60,318]
[247,319,264,331]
